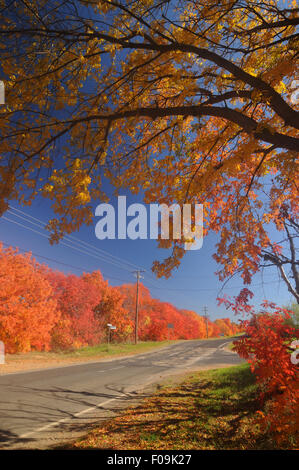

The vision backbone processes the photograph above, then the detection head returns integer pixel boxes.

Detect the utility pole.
[133,269,145,344]
[203,306,209,338]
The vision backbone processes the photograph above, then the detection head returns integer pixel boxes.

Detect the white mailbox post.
[107,324,116,350]
[167,323,174,341]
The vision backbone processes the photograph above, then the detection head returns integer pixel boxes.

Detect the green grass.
[6,335,235,363]
[64,363,288,450]
[5,340,183,363]
[56,341,181,358]
[2,336,240,374]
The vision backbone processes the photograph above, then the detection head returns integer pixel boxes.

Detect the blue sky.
[0,192,294,322]
[1,0,296,320]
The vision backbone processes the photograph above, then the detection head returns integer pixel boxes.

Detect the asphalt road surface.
[0,337,244,449]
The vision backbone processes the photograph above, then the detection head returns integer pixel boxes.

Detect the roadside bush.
[221,296,299,448]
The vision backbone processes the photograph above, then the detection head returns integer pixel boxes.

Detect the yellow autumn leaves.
[42,161,91,207]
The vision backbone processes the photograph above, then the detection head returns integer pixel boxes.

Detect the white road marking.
[98,365,125,373]
[19,394,126,439]
[16,339,235,440]
[218,341,233,350]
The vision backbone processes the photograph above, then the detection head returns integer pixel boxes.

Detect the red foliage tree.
[0,244,59,353]
[220,295,299,448]
[46,271,101,349]
[0,243,242,353]
[214,317,241,336]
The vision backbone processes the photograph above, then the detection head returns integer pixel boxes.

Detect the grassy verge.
[0,340,183,374]
[66,364,284,450]
[40,340,182,359]
[0,336,241,375]
[0,336,238,375]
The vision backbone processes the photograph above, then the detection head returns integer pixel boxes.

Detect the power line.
[1,215,131,271]
[0,241,133,284]
[7,206,144,271]
[2,213,140,272]
[142,267,279,293]
[0,238,283,295]
[1,208,284,294]
[4,211,141,271]
[142,279,278,292]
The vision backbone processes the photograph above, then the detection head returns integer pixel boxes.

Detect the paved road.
[0,337,244,449]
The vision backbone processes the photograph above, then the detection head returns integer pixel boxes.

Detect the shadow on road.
[0,382,154,448]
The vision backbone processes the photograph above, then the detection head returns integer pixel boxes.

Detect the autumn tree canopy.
[0,1,298,296]
[0,244,59,352]
[0,244,241,352]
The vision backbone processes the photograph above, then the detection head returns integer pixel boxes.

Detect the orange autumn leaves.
[0,1,298,292]
[0,243,241,353]
[0,245,58,353]
[227,299,299,448]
